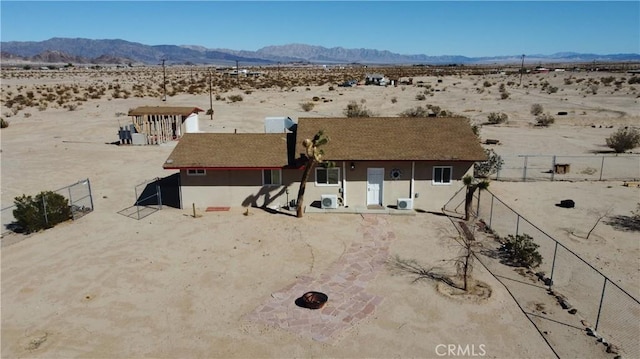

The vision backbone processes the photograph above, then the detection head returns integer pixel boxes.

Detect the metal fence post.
[489,195,494,228]
[599,156,605,181]
[135,184,140,220]
[476,189,481,218]
[68,186,75,220]
[156,178,163,210]
[595,277,607,331]
[42,195,49,225]
[549,241,558,287]
[86,179,94,211]
[516,214,520,236]
[551,155,556,181]
[523,156,528,182]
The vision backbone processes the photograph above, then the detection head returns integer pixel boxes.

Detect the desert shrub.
[399,106,429,117]
[343,101,372,117]
[589,84,599,94]
[474,148,504,177]
[244,90,253,95]
[600,76,615,86]
[1,118,9,128]
[606,127,640,153]
[300,102,315,112]
[500,234,542,268]
[628,76,640,85]
[13,191,72,233]
[535,113,555,127]
[530,103,544,116]
[546,86,558,94]
[228,94,243,102]
[486,112,508,124]
[206,109,214,116]
[390,97,397,104]
[312,96,320,102]
[415,93,426,101]
[500,91,510,99]
[328,86,335,91]
[483,81,492,87]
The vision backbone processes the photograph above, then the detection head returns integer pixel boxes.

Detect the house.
[365,73,388,86]
[125,106,203,145]
[162,117,486,213]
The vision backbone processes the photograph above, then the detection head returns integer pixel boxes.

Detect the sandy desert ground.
[1,65,639,358]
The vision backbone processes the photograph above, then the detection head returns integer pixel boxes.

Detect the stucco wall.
[301,161,474,212]
[179,169,300,209]
[176,161,473,212]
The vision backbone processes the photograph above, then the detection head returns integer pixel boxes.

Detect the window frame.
[315,167,341,186]
[262,169,282,186]
[187,169,206,176]
[432,166,453,185]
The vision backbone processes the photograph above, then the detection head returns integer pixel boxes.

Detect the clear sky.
[1,1,638,57]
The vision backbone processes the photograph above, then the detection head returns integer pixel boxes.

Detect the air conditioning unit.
[397,198,413,210]
[321,194,338,209]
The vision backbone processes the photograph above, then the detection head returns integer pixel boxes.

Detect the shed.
[126,106,203,145]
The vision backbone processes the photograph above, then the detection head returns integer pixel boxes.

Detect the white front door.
[367,168,384,206]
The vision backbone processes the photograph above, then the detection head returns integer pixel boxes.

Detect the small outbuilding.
[124,106,203,145]
[365,73,388,86]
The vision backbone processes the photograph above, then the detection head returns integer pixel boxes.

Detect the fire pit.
[295,291,328,310]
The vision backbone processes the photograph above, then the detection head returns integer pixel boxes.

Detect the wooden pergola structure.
[126,106,203,145]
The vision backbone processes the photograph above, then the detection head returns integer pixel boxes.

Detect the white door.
[367,168,384,206]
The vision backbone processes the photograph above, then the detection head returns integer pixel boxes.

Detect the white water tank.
[264,116,295,133]
[185,113,200,133]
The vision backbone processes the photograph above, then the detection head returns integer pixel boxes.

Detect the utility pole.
[236,60,239,87]
[208,68,213,120]
[162,59,167,101]
[519,54,525,86]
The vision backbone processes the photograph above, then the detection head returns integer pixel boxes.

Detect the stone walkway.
[245,215,395,342]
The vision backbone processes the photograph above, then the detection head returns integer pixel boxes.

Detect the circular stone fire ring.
[295,291,328,310]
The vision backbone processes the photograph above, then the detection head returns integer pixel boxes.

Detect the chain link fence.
[444,188,640,358]
[1,178,94,236]
[492,154,640,182]
[117,178,163,220]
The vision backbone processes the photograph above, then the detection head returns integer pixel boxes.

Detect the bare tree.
[455,236,475,291]
[586,206,614,239]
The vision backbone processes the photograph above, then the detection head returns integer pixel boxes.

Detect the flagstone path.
[246,215,396,342]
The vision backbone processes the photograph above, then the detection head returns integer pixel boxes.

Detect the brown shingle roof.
[128,106,204,116]
[296,117,487,161]
[163,133,289,169]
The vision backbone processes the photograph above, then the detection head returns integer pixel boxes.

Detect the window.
[187,169,206,176]
[262,169,282,186]
[433,166,452,184]
[316,167,340,185]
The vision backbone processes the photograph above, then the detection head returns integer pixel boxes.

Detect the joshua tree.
[463,175,489,221]
[296,130,329,218]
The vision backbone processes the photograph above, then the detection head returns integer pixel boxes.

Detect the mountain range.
[1,37,639,66]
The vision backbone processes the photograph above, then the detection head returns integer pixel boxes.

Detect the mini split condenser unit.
[397,198,413,210]
[321,194,338,209]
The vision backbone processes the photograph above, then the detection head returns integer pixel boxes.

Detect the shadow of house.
[136,173,181,209]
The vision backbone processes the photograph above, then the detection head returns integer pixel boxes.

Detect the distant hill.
[1,37,639,66]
